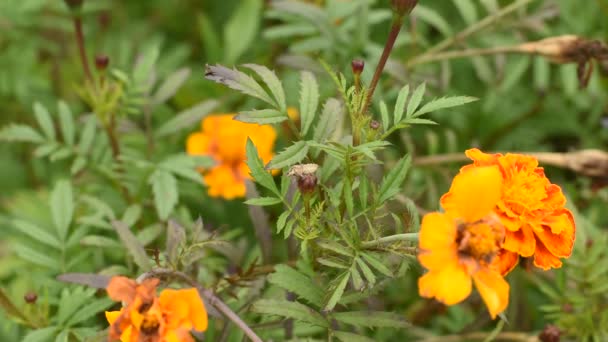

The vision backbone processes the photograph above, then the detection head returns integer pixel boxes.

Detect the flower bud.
[538,324,560,342]
[391,0,418,16]
[24,292,38,304]
[370,120,381,130]
[351,59,365,75]
[95,54,110,71]
[288,164,319,195]
[64,0,84,10]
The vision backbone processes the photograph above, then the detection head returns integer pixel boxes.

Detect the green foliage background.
[1,0,608,341]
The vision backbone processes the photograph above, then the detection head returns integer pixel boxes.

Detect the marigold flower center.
[501,168,547,216]
[457,220,504,264]
[140,314,161,335]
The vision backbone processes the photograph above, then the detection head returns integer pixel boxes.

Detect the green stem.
[361,233,419,248]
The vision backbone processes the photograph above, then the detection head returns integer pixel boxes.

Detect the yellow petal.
[441,165,503,222]
[472,268,509,319]
[418,212,457,250]
[418,265,472,306]
[105,310,123,325]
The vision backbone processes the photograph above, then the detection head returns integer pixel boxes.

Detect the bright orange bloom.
[418,166,509,319]
[105,276,208,342]
[442,149,575,273]
[186,114,277,199]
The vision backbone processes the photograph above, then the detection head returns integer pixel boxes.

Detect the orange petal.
[465,148,500,166]
[418,212,457,250]
[160,288,208,332]
[418,265,472,306]
[182,288,208,331]
[494,250,519,276]
[186,133,211,156]
[534,217,575,260]
[441,165,503,222]
[472,268,509,319]
[541,208,575,236]
[533,236,564,270]
[502,225,536,257]
[107,277,138,303]
[105,310,123,325]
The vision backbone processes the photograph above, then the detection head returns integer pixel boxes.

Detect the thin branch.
[406,46,523,68]
[72,16,93,82]
[139,269,263,342]
[408,0,536,67]
[417,331,538,342]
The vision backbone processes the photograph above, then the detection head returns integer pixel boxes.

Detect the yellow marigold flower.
[186,114,277,199]
[442,149,576,274]
[105,276,208,342]
[418,166,509,319]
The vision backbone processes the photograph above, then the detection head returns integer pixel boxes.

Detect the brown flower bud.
[351,59,365,75]
[95,54,110,71]
[64,0,84,10]
[297,174,318,194]
[24,292,38,304]
[538,324,560,342]
[517,35,608,64]
[391,0,418,16]
[370,120,381,130]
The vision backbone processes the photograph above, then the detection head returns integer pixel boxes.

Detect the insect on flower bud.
[24,292,38,304]
[288,164,319,195]
[391,0,418,16]
[95,54,110,71]
[351,59,365,75]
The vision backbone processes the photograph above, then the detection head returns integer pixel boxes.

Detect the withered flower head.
[288,164,319,194]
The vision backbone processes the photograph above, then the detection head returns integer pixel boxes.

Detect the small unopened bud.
[562,303,573,313]
[351,59,365,75]
[538,324,561,342]
[64,0,84,10]
[24,292,38,304]
[95,54,110,71]
[370,120,381,130]
[391,0,418,16]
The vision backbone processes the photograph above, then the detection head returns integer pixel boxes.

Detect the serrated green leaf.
[205,65,276,107]
[360,253,393,277]
[153,68,191,105]
[244,197,283,206]
[155,100,218,137]
[406,83,425,118]
[452,0,478,25]
[58,101,75,146]
[399,118,438,126]
[394,85,410,123]
[350,266,364,291]
[299,71,320,136]
[268,265,324,307]
[159,154,212,184]
[149,170,178,220]
[112,221,152,271]
[22,327,57,342]
[317,257,349,269]
[317,240,353,257]
[252,299,328,327]
[13,243,58,269]
[355,257,376,286]
[266,141,309,170]
[50,180,74,242]
[244,64,286,112]
[133,45,159,88]
[65,298,113,327]
[377,155,411,204]
[34,102,56,140]
[80,235,120,248]
[246,138,280,196]
[166,220,186,265]
[223,0,262,64]
[78,116,97,154]
[334,311,409,328]
[325,272,350,311]
[0,124,44,143]
[379,101,390,131]
[413,96,477,117]
[333,331,375,342]
[12,219,61,249]
[71,157,87,175]
[235,109,287,124]
[276,211,289,234]
[313,98,341,143]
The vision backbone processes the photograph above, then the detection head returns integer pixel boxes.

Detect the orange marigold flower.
[418,166,509,319]
[186,114,277,199]
[442,149,575,273]
[105,276,208,342]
